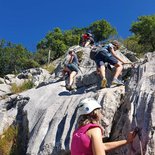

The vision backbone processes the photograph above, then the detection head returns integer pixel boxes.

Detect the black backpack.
[90,46,101,60]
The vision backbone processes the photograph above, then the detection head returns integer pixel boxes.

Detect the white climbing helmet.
[78,98,101,116]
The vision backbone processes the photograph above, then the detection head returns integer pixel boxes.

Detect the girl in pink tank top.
[71,98,137,155]
[71,123,103,155]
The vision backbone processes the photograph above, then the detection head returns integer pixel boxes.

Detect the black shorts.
[95,51,118,67]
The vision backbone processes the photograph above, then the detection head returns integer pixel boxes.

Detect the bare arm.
[103,140,127,151]
[87,127,136,154]
[103,131,136,151]
[69,54,74,63]
[87,128,106,155]
[110,47,126,64]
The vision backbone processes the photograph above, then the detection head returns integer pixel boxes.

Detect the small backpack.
[90,46,101,60]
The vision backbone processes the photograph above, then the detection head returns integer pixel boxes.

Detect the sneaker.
[100,78,107,88]
[112,78,124,86]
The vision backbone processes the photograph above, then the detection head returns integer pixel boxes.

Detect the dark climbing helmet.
[87,33,92,37]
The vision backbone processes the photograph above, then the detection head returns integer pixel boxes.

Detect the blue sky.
[0,0,155,52]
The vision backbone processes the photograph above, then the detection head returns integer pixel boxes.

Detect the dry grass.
[11,80,34,94]
[0,126,17,155]
[42,63,55,74]
[76,50,84,63]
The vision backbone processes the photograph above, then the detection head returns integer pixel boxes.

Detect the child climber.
[71,98,137,155]
[94,40,127,88]
[62,49,79,91]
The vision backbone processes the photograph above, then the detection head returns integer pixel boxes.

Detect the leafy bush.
[11,80,34,93]
[123,36,145,57]
[0,40,39,77]
[130,15,155,52]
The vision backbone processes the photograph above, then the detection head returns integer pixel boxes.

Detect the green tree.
[40,27,67,60]
[130,15,155,51]
[37,39,47,49]
[0,39,5,48]
[71,27,86,35]
[51,39,66,58]
[36,19,117,62]
[123,35,145,57]
[0,40,39,76]
[45,27,64,48]
[36,27,78,61]
[34,49,49,65]
[88,19,117,42]
[64,30,80,46]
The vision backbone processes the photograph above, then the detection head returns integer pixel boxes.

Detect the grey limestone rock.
[0,48,154,155]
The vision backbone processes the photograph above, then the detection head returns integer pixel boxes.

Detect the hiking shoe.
[66,85,71,90]
[112,78,124,86]
[100,78,107,89]
[66,85,75,91]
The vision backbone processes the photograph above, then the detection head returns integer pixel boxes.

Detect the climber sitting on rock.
[62,49,79,91]
[94,40,128,88]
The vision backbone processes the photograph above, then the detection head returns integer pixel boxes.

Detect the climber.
[94,40,128,88]
[62,49,79,91]
[81,32,94,47]
[71,98,137,155]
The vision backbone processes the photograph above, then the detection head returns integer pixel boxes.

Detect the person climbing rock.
[62,49,79,91]
[94,40,127,88]
[81,32,94,47]
[71,98,137,155]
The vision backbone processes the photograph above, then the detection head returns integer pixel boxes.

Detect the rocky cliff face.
[0,47,154,155]
[106,52,155,155]
[126,52,155,154]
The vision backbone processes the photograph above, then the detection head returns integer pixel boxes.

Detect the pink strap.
[80,123,103,134]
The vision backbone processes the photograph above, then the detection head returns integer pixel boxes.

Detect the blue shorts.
[67,63,79,73]
[95,51,118,67]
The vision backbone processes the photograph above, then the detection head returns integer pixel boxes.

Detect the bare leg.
[113,62,123,79]
[99,65,106,79]
[84,40,90,47]
[98,65,107,88]
[69,71,77,86]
